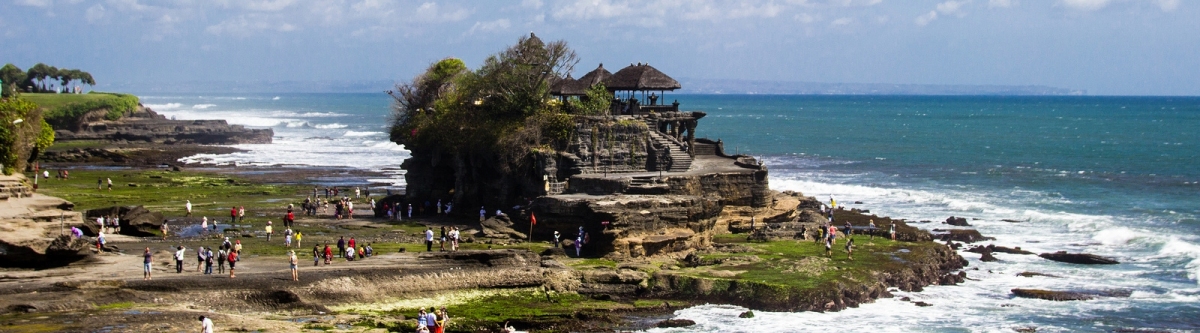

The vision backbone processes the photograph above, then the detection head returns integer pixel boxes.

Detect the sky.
[1,0,1198,95]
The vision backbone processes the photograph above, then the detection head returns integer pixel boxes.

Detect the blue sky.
[2,0,1197,95]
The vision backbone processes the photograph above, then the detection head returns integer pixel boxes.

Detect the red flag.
[531,212,537,226]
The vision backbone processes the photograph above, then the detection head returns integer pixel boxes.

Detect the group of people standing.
[415,306,451,333]
[424,226,461,252]
[313,236,375,266]
[167,237,243,278]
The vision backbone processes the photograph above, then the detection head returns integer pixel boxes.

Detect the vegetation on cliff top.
[0,96,54,174]
[388,33,610,172]
[1,63,95,97]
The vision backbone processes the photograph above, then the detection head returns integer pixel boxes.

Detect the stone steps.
[647,131,691,172]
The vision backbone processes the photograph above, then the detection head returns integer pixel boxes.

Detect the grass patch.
[342,288,629,332]
[566,258,618,269]
[25,92,140,128]
[93,301,135,311]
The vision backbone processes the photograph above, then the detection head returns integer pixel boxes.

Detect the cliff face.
[54,106,273,145]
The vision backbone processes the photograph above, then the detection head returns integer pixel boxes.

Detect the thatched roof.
[550,74,579,96]
[577,63,612,88]
[605,63,681,91]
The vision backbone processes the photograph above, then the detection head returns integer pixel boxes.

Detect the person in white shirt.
[199,316,214,333]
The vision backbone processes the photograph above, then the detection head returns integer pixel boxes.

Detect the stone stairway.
[647,130,691,172]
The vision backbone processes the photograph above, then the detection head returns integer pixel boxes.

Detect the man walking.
[174,246,185,273]
[425,227,434,252]
[336,236,346,258]
[143,247,153,280]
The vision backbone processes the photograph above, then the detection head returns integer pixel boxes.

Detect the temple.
[532,63,772,258]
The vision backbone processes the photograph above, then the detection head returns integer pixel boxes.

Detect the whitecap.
[313,123,348,129]
[145,103,182,110]
[192,104,217,109]
[344,131,384,137]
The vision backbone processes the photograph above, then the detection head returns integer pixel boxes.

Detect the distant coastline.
[99,79,1084,96]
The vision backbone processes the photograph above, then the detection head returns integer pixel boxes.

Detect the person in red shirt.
[227,250,239,278]
[285,210,295,229]
[230,206,237,225]
[348,237,356,254]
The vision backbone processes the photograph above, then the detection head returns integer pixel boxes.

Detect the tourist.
[357,245,365,259]
[868,220,877,240]
[96,230,105,250]
[438,307,450,333]
[285,209,295,229]
[323,243,333,265]
[575,227,586,257]
[425,227,434,252]
[97,177,102,190]
[227,248,238,278]
[479,206,486,222]
[296,231,303,248]
[312,245,321,266]
[437,200,442,214]
[204,247,214,274]
[445,202,452,214]
[234,239,242,255]
[439,226,447,251]
[845,237,855,260]
[238,206,245,223]
[416,308,430,333]
[408,204,413,219]
[222,237,232,251]
[553,230,561,248]
[195,245,206,273]
[824,237,833,257]
[265,221,273,241]
[161,221,169,240]
[890,222,897,241]
[427,306,441,333]
[96,216,103,234]
[365,243,374,257]
[289,250,299,281]
[230,206,237,225]
[844,221,852,237]
[174,246,185,273]
[355,187,360,198]
[217,246,227,274]
[142,247,152,280]
[337,236,346,257]
[285,228,293,247]
[347,201,354,219]
[201,216,208,231]
[185,200,192,217]
[107,177,112,191]
[450,227,459,252]
[495,209,505,217]
[199,316,214,333]
[348,237,356,255]
[344,247,355,261]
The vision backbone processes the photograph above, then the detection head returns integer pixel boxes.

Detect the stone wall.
[530,194,724,258]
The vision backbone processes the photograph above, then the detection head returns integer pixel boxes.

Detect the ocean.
[142,93,1200,332]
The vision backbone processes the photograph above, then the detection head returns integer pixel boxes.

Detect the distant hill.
[676,78,1084,96]
[100,80,396,94]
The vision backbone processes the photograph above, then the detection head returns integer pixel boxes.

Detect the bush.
[43,92,139,129]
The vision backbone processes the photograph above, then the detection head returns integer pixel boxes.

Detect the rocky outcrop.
[1038,251,1120,265]
[1011,288,1131,301]
[945,216,970,226]
[83,205,164,237]
[0,175,90,268]
[479,215,529,240]
[967,244,1034,255]
[531,194,723,258]
[54,106,272,145]
[934,229,994,243]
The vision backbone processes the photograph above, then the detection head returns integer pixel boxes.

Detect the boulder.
[1016,272,1060,278]
[1038,251,1119,265]
[935,229,994,243]
[479,216,528,240]
[966,244,1035,255]
[1011,288,1093,301]
[84,205,164,237]
[980,252,999,262]
[945,216,970,226]
[656,319,696,328]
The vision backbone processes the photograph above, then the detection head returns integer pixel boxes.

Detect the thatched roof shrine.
[605,63,681,91]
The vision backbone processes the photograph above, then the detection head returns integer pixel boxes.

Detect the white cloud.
[988,0,1015,8]
[105,0,152,12]
[466,18,511,35]
[1153,0,1179,12]
[86,4,106,23]
[1059,0,1110,11]
[412,2,469,23]
[243,0,298,12]
[206,15,298,36]
[521,0,543,9]
[830,17,853,26]
[914,10,937,26]
[15,0,52,8]
[795,13,817,23]
[936,0,969,16]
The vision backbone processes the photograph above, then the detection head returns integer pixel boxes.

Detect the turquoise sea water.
[144,93,1200,332]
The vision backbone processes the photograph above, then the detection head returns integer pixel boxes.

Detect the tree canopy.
[0,96,52,174]
[388,33,592,170]
[0,63,96,96]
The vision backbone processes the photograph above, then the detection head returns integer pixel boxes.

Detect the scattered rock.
[1038,251,1119,265]
[936,229,995,243]
[912,301,932,307]
[980,252,999,262]
[1011,288,1093,301]
[656,319,696,328]
[739,311,755,318]
[1016,272,1060,278]
[967,244,1034,255]
[1013,327,1038,333]
[945,216,970,226]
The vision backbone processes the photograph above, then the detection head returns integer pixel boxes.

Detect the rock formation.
[0,174,90,268]
[1038,251,1120,265]
[54,106,272,145]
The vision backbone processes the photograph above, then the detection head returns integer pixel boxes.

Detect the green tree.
[568,83,613,116]
[0,64,23,98]
[0,96,46,174]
